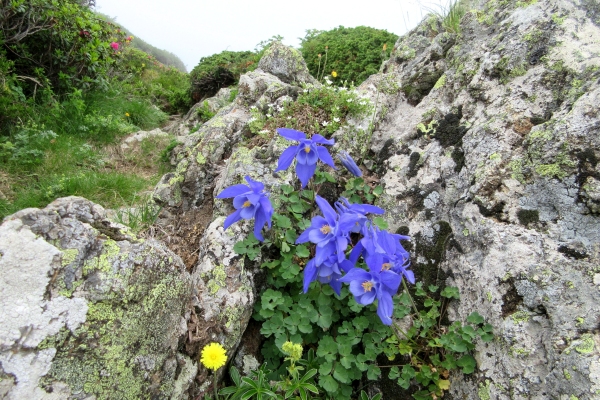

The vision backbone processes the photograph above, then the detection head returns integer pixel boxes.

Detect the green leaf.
[352,316,370,331]
[456,354,477,374]
[467,311,485,325]
[373,185,383,195]
[440,286,460,299]
[333,366,350,383]
[233,241,248,255]
[319,375,339,393]
[319,362,333,375]
[398,341,413,355]
[373,216,388,229]
[281,242,290,253]
[366,364,381,380]
[295,245,310,258]
[428,285,439,292]
[281,185,294,194]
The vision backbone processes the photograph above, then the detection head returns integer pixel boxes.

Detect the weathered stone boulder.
[257,41,318,85]
[0,197,195,399]
[344,0,600,398]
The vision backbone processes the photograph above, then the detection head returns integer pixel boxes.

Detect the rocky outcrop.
[354,0,600,398]
[0,197,195,399]
[2,1,600,398]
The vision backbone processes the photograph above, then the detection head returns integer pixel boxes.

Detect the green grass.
[422,0,470,34]
[0,128,172,220]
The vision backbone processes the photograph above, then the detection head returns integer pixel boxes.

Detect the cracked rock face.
[352,0,600,398]
[0,197,195,400]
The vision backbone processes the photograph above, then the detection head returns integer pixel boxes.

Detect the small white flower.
[277,106,284,112]
[303,89,309,93]
[248,117,256,123]
[322,121,329,127]
[259,129,270,134]
[287,116,292,120]
[250,106,257,110]
[266,114,272,118]
[333,117,340,123]
[347,98,353,103]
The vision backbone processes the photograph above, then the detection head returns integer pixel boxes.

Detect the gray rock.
[0,197,195,399]
[257,41,318,85]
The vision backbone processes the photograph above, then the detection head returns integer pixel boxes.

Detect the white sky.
[94,0,449,71]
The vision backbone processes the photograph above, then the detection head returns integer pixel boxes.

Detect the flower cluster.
[297,194,412,325]
[218,127,413,325]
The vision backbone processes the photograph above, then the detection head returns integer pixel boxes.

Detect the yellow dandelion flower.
[200,342,227,370]
[331,71,337,78]
[125,112,130,117]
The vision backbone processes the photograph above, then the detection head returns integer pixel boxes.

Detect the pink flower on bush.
[110,42,119,50]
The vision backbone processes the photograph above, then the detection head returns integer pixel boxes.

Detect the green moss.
[478,379,491,400]
[433,74,447,89]
[564,369,572,380]
[208,116,226,128]
[204,264,227,295]
[196,152,207,164]
[61,248,79,267]
[575,333,595,354]
[510,346,531,357]
[83,239,121,274]
[511,310,530,324]
[517,209,539,226]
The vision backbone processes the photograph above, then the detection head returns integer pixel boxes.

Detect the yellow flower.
[201,342,227,370]
[282,341,303,362]
[125,112,130,117]
[331,71,337,78]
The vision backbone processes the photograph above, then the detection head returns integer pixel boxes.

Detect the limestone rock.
[0,197,195,400]
[257,41,318,85]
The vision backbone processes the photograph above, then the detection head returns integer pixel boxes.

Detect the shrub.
[189,50,258,102]
[300,26,398,86]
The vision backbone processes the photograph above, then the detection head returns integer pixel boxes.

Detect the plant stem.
[403,279,420,316]
[213,370,218,400]
[363,85,380,160]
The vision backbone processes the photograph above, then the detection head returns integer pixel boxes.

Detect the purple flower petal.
[277,128,306,141]
[311,134,335,146]
[380,270,401,293]
[240,205,257,219]
[296,161,316,188]
[315,196,337,227]
[216,184,250,198]
[245,176,264,193]
[259,196,273,228]
[253,208,267,241]
[317,146,336,169]
[275,145,299,172]
[303,259,318,293]
[376,293,393,325]
[358,289,376,305]
[223,209,243,230]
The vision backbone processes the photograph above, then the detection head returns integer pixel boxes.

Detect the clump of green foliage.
[300,26,398,86]
[229,177,492,400]
[0,0,184,218]
[189,50,258,102]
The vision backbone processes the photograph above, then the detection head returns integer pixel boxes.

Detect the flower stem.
[213,370,219,400]
[402,279,419,316]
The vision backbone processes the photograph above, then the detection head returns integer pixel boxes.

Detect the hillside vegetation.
[0,0,401,222]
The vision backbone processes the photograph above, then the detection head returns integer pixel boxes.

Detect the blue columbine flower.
[296,195,358,265]
[216,176,273,241]
[337,151,362,177]
[339,265,401,325]
[335,197,384,233]
[303,254,352,296]
[274,128,336,188]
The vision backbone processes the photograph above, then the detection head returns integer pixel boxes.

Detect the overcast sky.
[94,0,448,71]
